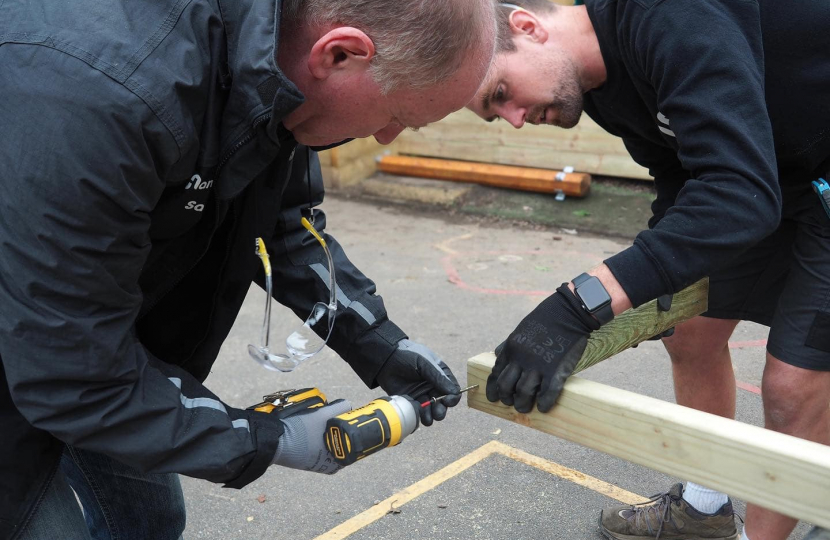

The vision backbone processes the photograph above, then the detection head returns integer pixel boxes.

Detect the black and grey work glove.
[376,339,461,427]
[487,283,600,414]
[272,398,352,474]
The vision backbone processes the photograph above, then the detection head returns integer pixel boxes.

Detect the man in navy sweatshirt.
[468,1,830,540]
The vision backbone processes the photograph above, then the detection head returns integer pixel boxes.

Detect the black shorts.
[704,180,830,371]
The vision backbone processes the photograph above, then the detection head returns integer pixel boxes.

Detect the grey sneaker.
[599,483,738,540]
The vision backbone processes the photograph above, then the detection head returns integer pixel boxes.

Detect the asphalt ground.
[180,183,814,540]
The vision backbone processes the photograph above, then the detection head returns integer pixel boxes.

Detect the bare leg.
[744,353,830,540]
[662,316,740,417]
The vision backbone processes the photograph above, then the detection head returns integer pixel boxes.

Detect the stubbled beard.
[556,91,584,128]
[544,55,585,128]
[527,91,583,128]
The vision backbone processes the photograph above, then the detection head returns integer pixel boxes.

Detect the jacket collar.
[216,0,304,149]
[213,0,306,199]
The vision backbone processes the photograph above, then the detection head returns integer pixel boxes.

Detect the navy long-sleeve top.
[584,0,830,307]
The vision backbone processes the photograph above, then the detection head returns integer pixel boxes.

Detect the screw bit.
[420,384,479,408]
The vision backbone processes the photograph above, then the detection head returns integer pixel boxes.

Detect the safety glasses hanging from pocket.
[247,218,337,372]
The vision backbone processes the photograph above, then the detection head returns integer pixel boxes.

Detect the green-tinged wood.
[467,354,830,528]
[574,278,709,373]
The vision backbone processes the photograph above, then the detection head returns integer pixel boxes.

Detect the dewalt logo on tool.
[328,427,345,459]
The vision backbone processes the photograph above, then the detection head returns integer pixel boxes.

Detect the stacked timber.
[395,109,651,181]
[318,138,395,189]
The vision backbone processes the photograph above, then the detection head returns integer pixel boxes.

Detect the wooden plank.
[317,149,332,167]
[317,140,394,189]
[575,278,709,373]
[377,155,591,197]
[467,354,830,528]
[331,137,390,162]
[407,113,634,156]
[396,109,652,180]
[320,157,378,189]
[434,109,618,135]
[397,137,651,181]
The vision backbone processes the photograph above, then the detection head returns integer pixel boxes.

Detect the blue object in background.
[812,178,830,220]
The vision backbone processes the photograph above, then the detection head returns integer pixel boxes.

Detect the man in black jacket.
[0,0,497,538]
[468,1,830,540]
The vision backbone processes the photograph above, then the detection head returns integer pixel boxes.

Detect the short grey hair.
[283,0,497,95]
[496,0,558,53]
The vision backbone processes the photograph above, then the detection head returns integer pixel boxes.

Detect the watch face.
[577,277,611,311]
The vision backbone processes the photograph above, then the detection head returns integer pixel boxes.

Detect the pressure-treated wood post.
[574,278,708,374]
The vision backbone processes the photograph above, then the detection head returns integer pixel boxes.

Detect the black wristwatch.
[572,273,614,325]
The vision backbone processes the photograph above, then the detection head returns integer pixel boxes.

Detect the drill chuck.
[387,394,420,438]
[325,395,419,465]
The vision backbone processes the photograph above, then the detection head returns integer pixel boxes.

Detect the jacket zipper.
[187,147,296,362]
[216,113,272,174]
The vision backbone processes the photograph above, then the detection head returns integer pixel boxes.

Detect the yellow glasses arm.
[254,237,272,277]
[301,217,327,248]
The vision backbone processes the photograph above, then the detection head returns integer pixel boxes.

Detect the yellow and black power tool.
[247,387,328,415]
[324,395,421,465]
[250,385,477,466]
[247,388,419,466]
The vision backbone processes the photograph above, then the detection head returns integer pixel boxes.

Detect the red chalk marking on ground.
[440,250,601,297]
[441,254,551,296]
[728,340,765,395]
[443,250,766,396]
[728,339,767,349]
[736,380,762,395]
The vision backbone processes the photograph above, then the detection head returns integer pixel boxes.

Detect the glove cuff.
[344,318,408,388]
[223,411,285,489]
[555,283,601,333]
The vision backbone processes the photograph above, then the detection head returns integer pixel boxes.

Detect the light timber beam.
[467,354,830,528]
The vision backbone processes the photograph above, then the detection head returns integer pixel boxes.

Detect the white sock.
[741,528,753,540]
[682,481,729,514]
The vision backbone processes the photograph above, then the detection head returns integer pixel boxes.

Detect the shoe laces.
[630,490,681,538]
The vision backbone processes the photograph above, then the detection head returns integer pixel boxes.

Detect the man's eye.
[495,86,505,101]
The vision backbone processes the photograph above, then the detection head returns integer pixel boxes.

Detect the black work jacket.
[0,1,405,537]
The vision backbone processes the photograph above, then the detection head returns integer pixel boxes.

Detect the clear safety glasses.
[247,217,337,372]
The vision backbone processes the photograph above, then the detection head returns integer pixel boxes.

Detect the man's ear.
[509,10,548,43]
[308,27,375,80]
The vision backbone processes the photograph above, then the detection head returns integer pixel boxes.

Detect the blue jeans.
[17,446,186,540]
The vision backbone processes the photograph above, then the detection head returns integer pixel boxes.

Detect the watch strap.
[572,273,591,287]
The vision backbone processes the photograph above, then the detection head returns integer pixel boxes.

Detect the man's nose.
[500,106,526,129]
[373,124,406,145]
